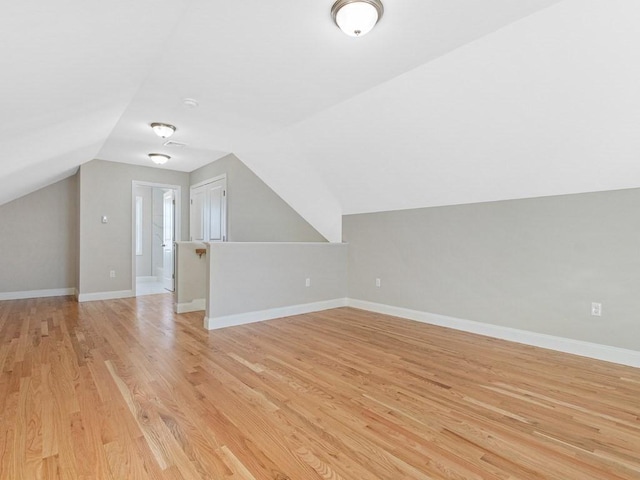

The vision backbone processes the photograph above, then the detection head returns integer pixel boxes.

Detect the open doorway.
[132,182,181,296]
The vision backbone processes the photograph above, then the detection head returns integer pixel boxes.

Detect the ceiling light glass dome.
[331,0,384,37]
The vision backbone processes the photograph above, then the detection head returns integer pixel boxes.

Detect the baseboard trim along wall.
[348,299,640,368]
[176,298,206,314]
[8,287,635,367]
[204,298,349,330]
[77,290,135,303]
[0,288,77,301]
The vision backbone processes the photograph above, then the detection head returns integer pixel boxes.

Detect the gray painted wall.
[207,242,348,320]
[175,241,207,306]
[78,159,190,295]
[344,188,640,351]
[0,175,78,293]
[190,154,326,242]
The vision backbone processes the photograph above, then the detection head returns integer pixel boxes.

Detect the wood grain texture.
[0,295,639,479]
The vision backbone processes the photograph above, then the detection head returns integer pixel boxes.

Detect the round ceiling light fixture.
[150,122,176,138]
[148,153,170,165]
[331,0,383,37]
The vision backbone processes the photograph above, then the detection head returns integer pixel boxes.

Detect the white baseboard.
[205,298,348,330]
[136,276,158,283]
[0,287,77,301]
[176,298,206,314]
[348,299,640,368]
[77,290,135,303]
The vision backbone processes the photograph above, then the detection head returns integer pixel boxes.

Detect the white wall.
[134,185,153,277]
[205,242,348,329]
[151,188,165,278]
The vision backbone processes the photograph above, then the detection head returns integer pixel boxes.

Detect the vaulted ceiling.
[3,0,640,242]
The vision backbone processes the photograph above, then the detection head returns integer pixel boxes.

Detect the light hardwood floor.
[1,295,639,479]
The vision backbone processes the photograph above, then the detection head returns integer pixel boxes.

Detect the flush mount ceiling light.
[331,0,383,37]
[150,122,176,138]
[148,153,170,165]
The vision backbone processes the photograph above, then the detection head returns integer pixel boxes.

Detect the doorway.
[132,182,181,296]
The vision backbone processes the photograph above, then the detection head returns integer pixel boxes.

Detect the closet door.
[189,186,207,242]
[190,176,227,242]
[206,179,226,242]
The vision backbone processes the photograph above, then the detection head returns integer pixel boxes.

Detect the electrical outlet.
[110,270,116,278]
[305,278,311,287]
[591,302,602,317]
[375,278,381,287]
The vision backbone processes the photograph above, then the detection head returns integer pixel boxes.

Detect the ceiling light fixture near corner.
[150,122,176,138]
[331,0,383,37]
[148,153,170,165]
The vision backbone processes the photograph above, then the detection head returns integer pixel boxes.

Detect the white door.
[162,190,175,291]
[206,180,225,242]
[190,187,206,242]
[190,177,227,242]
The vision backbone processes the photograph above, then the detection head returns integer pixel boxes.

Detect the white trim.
[136,276,158,283]
[204,298,348,330]
[77,290,134,303]
[190,173,227,190]
[0,288,77,301]
[347,299,640,368]
[175,298,206,313]
[212,242,346,245]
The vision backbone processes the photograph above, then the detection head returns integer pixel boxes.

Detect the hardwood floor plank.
[1,296,639,479]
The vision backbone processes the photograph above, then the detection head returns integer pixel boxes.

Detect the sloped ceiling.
[0,0,193,205]
[4,0,639,242]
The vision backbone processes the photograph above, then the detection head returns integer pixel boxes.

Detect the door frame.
[161,189,176,292]
[131,181,182,297]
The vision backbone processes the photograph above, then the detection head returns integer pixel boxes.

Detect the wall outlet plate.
[591,302,602,316]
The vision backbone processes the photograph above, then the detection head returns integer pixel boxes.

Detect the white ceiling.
[4,0,640,242]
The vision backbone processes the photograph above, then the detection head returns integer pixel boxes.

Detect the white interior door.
[162,190,175,291]
[190,188,206,242]
[206,180,225,242]
[190,177,226,242]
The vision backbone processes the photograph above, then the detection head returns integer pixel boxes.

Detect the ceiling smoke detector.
[182,98,199,109]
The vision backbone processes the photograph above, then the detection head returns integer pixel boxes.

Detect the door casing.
[131,181,181,297]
